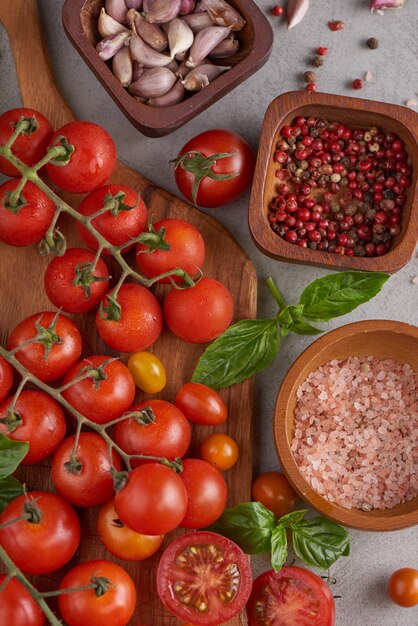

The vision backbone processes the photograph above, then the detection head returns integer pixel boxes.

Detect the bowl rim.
[274,319,418,531]
[61,0,274,137]
[249,91,418,273]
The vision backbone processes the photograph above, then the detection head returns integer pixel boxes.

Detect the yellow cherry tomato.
[127,351,166,394]
[200,433,239,470]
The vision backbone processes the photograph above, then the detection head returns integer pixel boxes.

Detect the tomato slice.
[247,567,335,626]
[157,531,252,626]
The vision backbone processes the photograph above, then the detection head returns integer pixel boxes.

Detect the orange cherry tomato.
[200,433,239,470]
[387,568,418,608]
[252,472,297,518]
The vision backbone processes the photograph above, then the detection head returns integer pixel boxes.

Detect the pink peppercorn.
[352,79,363,90]
[272,5,284,16]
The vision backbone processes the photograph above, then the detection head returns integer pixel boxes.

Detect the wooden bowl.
[249,91,418,273]
[62,0,273,137]
[274,320,418,531]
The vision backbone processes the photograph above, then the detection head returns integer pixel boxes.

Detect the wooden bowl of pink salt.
[274,319,418,531]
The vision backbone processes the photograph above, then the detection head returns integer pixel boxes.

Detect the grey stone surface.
[1,1,417,624]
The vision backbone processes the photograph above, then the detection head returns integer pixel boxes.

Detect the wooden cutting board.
[0,1,257,624]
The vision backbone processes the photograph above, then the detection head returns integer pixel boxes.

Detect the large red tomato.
[0,108,53,177]
[0,390,66,464]
[164,277,234,343]
[0,574,45,626]
[0,356,13,404]
[157,531,253,625]
[174,129,255,208]
[180,458,227,529]
[114,399,191,466]
[8,311,82,382]
[247,566,335,626]
[46,121,116,193]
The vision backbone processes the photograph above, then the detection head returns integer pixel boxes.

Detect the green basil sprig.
[0,433,27,512]
[192,271,389,388]
[207,502,350,572]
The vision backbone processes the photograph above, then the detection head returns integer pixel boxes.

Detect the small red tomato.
[180,458,227,529]
[46,121,116,193]
[175,382,227,425]
[0,108,53,178]
[252,471,297,518]
[387,568,418,608]
[0,356,13,404]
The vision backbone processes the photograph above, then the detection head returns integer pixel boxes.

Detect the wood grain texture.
[274,320,418,531]
[62,0,273,137]
[249,91,418,273]
[0,1,257,623]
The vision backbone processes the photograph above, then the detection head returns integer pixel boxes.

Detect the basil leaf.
[276,305,304,337]
[299,271,389,322]
[271,525,287,571]
[279,509,308,527]
[0,434,28,479]
[206,502,275,554]
[0,476,24,513]
[291,516,350,569]
[290,320,323,335]
[192,319,280,389]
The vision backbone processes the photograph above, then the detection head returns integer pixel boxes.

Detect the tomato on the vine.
[58,560,136,626]
[387,568,418,607]
[62,355,135,424]
[8,311,82,382]
[76,184,147,253]
[52,432,123,507]
[97,497,164,561]
[44,247,110,313]
[127,351,166,394]
[114,399,191,465]
[0,390,66,464]
[157,531,253,625]
[0,491,81,574]
[175,382,227,425]
[115,463,188,535]
[96,283,163,353]
[0,108,53,178]
[200,433,239,470]
[252,472,297,518]
[0,574,45,626]
[174,129,255,208]
[136,218,205,283]
[180,458,227,529]
[0,356,13,404]
[0,179,56,247]
[46,121,116,193]
[164,277,233,343]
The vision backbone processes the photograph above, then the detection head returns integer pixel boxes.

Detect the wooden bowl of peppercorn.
[249,91,418,273]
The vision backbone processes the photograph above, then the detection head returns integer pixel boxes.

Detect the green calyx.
[136,224,171,252]
[1,189,27,214]
[103,191,138,217]
[13,115,38,137]
[34,313,63,362]
[38,228,67,257]
[0,410,23,433]
[47,135,75,166]
[99,293,122,322]
[23,499,42,525]
[91,575,113,598]
[72,262,110,299]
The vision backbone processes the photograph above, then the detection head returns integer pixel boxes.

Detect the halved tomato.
[246,566,335,626]
[157,531,252,626]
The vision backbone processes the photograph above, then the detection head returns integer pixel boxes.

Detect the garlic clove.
[167,18,194,60]
[98,8,129,38]
[182,62,230,90]
[175,50,188,61]
[133,60,145,81]
[105,0,128,24]
[143,0,154,12]
[199,0,245,31]
[167,58,180,72]
[128,67,177,98]
[287,0,310,30]
[186,25,231,67]
[96,31,131,61]
[144,0,181,24]
[176,60,192,78]
[179,0,197,14]
[112,46,133,87]
[182,11,214,33]
[148,79,186,105]
[126,0,143,8]
[370,0,404,9]
[128,10,169,51]
[209,35,239,58]
[130,26,172,67]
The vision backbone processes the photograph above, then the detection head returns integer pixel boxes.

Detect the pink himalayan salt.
[291,356,418,511]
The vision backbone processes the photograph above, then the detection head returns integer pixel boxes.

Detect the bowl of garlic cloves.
[62,0,273,137]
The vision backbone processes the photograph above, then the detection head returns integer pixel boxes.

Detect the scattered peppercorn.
[352,79,363,90]
[306,83,317,93]
[304,71,317,84]
[312,56,324,68]
[272,5,284,16]
[367,37,379,49]
[328,20,345,31]
[317,46,329,56]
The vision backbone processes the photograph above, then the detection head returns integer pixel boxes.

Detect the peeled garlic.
[168,18,194,59]
[186,25,231,67]
[182,63,230,90]
[128,67,177,98]
[112,46,133,87]
[98,8,129,38]
[130,26,171,67]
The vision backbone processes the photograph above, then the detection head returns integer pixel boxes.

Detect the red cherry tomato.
[0,491,81,575]
[62,355,135,424]
[387,568,418,608]
[0,390,66,464]
[0,108,53,177]
[247,566,335,626]
[0,356,13,404]
[114,463,188,535]
[114,399,191,466]
[252,472,297,518]
[76,184,147,253]
[157,531,253,625]
[164,277,234,343]
[97,497,164,561]
[0,574,45,626]
[175,382,227,425]
[96,283,163,353]
[200,433,239,470]
[52,432,123,507]
[180,458,227,529]
[58,560,136,626]
[46,121,116,193]
[8,311,82,382]
[0,179,55,246]
[174,129,255,208]
[44,247,110,313]
[136,218,205,283]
